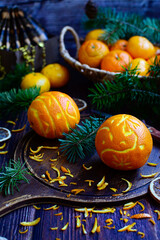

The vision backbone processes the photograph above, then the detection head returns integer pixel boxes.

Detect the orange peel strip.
[85,180,94,186]
[92,208,116,214]
[54,212,63,216]
[6,120,16,125]
[0,143,6,149]
[29,155,43,162]
[74,207,94,213]
[61,166,69,173]
[82,224,87,235]
[91,217,98,234]
[51,166,60,178]
[98,182,108,190]
[0,151,8,154]
[138,231,145,238]
[84,207,89,218]
[137,201,145,212]
[123,202,137,210]
[12,124,26,132]
[149,219,156,225]
[118,222,137,232]
[50,158,57,162]
[82,164,92,170]
[140,172,158,178]
[20,217,40,226]
[76,216,81,228]
[61,222,69,231]
[96,225,101,233]
[121,178,132,193]
[70,182,77,185]
[130,213,152,219]
[30,146,58,154]
[147,162,158,166]
[154,210,160,220]
[33,205,41,210]
[45,171,52,181]
[19,229,28,234]
[50,227,58,230]
[97,176,105,188]
[110,188,118,192]
[104,225,115,229]
[65,172,74,178]
[43,205,59,211]
[71,189,85,195]
[67,194,71,198]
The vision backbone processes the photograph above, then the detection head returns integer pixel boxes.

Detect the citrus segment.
[95,114,153,170]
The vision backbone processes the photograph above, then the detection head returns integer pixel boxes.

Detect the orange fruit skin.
[147,55,160,65]
[85,29,105,41]
[27,91,80,139]
[95,114,153,171]
[21,72,50,93]
[78,40,109,68]
[110,39,128,51]
[127,36,156,60]
[130,58,149,76]
[41,63,69,88]
[101,50,132,72]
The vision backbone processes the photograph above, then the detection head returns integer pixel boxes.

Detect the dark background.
[0,0,159,38]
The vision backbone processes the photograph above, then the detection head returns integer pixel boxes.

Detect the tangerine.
[21,72,50,93]
[78,40,109,68]
[110,39,128,51]
[130,58,149,76]
[127,36,156,60]
[101,50,132,72]
[85,29,105,41]
[95,114,153,171]
[41,63,69,88]
[147,55,160,65]
[27,91,80,139]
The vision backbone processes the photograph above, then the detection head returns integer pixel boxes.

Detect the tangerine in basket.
[85,29,105,41]
[21,72,50,93]
[130,58,149,76]
[95,114,153,171]
[78,39,109,68]
[27,91,80,139]
[110,39,128,51]
[101,50,132,72]
[127,36,156,60]
[41,63,69,88]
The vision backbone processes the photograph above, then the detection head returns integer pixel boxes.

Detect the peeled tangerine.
[95,114,153,171]
[27,91,80,139]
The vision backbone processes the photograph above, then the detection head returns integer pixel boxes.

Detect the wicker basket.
[59,26,154,83]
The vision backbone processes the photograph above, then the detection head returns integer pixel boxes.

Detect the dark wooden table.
[0,43,160,240]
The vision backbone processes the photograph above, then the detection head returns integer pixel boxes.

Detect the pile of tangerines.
[78,29,160,76]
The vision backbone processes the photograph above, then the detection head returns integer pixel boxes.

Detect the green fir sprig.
[0,159,30,195]
[0,86,40,119]
[0,63,31,92]
[59,116,105,163]
[83,8,160,44]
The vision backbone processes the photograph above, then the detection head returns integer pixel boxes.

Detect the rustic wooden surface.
[0,1,160,239]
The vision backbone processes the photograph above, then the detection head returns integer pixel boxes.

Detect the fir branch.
[0,86,40,119]
[0,159,30,195]
[83,7,160,44]
[88,69,160,111]
[0,63,31,92]
[59,116,105,163]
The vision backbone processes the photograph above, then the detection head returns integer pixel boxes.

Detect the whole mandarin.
[130,58,150,76]
[95,114,153,171]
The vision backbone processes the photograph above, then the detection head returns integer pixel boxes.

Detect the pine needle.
[0,159,30,195]
[59,116,105,163]
[0,86,40,119]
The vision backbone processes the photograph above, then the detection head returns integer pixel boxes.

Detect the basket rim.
[59,25,159,80]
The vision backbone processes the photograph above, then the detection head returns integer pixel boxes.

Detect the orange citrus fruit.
[21,72,50,93]
[85,29,105,41]
[147,55,160,65]
[95,114,153,171]
[110,39,128,51]
[78,40,109,68]
[127,36,156,60]
[41,63,69,88]
[130,58,149,76]
[101,50,132,72]
[27,91,80,139]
